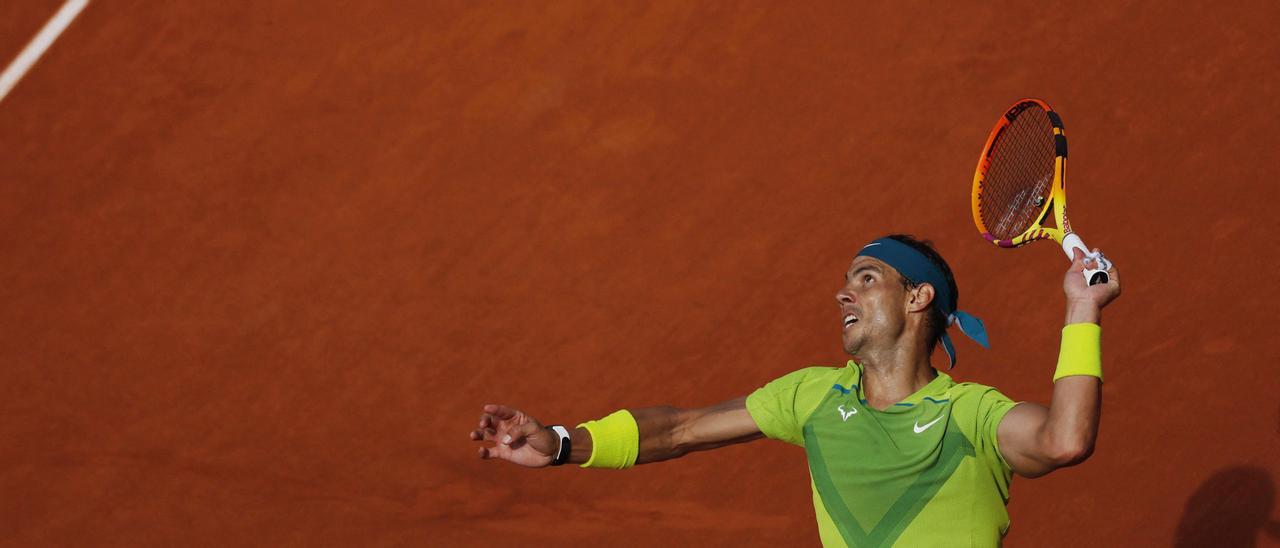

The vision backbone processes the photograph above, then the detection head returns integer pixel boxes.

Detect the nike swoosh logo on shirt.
[913,416,944,434]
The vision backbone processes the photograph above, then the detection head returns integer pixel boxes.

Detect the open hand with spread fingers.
[469,404,558,467]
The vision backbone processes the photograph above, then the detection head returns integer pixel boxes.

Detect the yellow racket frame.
[970,98,1072,248]
[970,98,1111,284]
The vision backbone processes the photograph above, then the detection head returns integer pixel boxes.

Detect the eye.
[863,274,874,284]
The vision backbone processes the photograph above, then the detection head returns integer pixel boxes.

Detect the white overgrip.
[1061,233,1090,261]
[1062,232,1112,285]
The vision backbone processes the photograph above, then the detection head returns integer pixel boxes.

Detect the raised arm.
[470,398,763,468]
[996,248,1121,478]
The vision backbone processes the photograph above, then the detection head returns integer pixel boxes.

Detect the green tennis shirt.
[746,362,1018,547]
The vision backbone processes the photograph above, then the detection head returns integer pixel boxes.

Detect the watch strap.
[549,425,571,466]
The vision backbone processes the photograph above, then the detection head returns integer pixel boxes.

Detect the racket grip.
[1084,267,1109,286]
[1060,233,1090,261]
[1062,233,1112,285]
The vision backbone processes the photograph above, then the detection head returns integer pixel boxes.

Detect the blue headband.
[856,237,989,369]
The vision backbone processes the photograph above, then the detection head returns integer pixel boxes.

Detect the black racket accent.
[1055,134,1068,158]
[1046,111,1063,128]
[977,105,1057,240]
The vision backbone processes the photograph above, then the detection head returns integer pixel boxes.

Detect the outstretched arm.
[470,397,763,468]
[997,248,1121,478]
[626,398,764,464]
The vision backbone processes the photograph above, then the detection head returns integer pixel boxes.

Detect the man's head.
[836,234,960,364]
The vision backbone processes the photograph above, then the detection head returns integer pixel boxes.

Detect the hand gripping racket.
[970,98,1112,285]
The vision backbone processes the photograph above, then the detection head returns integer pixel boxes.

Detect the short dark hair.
[885,234,957,355]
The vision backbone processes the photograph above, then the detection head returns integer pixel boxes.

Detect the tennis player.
[469,234,1120,546]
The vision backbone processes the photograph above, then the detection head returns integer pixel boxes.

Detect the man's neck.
[856,346,936,411]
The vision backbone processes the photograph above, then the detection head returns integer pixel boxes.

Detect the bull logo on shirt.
[837,404,857,421]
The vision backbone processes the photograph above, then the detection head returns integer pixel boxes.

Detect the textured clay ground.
[2,1,1278,546]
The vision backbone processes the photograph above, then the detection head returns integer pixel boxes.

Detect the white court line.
[0,0,90,104]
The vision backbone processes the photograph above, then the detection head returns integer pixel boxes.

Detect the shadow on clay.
[1174,465,1280,547]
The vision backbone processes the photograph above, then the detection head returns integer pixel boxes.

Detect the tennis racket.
[970,98,1112,285]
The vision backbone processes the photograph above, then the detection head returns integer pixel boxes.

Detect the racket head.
[970,98,1069,248]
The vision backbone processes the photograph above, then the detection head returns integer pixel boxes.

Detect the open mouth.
[842,313,859,329]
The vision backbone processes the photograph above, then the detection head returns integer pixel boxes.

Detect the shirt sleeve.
[977,387,1019,487]
[745,367,830,446]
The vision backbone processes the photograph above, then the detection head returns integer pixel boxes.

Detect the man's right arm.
[569,397,763,465]
[471,398,763,468]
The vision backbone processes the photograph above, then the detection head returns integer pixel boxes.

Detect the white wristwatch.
[549,425,571,466]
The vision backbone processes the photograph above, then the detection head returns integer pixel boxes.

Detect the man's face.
[836,256,911,357]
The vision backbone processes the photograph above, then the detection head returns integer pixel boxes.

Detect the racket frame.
[970,98,1111,283]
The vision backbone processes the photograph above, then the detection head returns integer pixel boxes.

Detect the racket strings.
[979,107,1057,239]
[985,116,1052,236]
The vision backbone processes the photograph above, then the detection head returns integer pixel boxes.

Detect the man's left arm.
[997,248,1121,478]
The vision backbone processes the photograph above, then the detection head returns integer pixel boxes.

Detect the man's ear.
[907,283,936,313]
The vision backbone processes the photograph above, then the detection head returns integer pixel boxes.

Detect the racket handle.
[1062,233,1112,285]
[1083,267,1109,286]
[1060,233,1091,261]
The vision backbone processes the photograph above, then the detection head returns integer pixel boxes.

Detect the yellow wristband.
[577,409,639,469]
[1054,323,1102,382]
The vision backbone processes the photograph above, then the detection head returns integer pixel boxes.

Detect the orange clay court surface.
[1,2,1278,546]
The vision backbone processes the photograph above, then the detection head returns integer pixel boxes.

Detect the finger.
[478,414,508,430]
[1095,249,1116,272]
[1069,248,1087,270]
[1089,247,1116,270]
[480,443,511,461]
[471,427,498,442]
[483,404,519,420]
[504,421,544,448]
